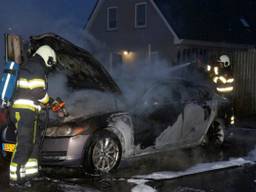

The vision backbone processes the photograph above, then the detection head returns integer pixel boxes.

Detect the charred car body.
[1,33,225,173]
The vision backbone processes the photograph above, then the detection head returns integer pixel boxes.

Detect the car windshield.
[143,83,181,106]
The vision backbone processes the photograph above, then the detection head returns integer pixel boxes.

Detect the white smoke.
[108,57,214,115]
[47,73,125,121]
[110,59,189,110]
[245,146,256,161]
[47,47,214,124]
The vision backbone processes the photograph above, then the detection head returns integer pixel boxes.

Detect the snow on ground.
[130,158,253,181]
[131,183,157,192]
[128,147,256,192]
[129,179,157,192]
[58,183,101,192]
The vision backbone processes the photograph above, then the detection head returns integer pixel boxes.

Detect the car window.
[143,83,181,106]
[180,82,211,102]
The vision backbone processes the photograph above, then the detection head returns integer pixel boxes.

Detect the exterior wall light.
[123,51,129,55]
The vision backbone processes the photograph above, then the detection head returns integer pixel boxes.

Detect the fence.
[233,48,256,116]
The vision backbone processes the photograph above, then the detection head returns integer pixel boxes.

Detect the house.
[85,0,256,116]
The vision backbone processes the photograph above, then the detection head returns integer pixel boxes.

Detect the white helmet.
[217,55,230,67]
[35,45,56,67]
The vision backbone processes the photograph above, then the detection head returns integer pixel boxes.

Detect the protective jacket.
[212,66,234,95]
[10,54,50,183]
[211,64,234,125]
[13,54,49,109]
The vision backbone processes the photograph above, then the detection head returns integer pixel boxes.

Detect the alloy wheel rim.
[92,137,120,172]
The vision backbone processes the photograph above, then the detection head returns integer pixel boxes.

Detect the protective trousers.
[9,108,40,183]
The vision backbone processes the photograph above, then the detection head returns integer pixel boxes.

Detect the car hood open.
[29,33,122,94]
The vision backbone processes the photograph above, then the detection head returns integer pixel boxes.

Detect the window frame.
[135,2,148,29]
[107,6,118,31]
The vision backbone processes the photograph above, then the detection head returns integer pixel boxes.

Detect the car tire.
[202,119,225,148]
[83,130,122,174]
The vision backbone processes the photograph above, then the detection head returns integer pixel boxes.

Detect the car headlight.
[46,127,57,137]
[56,126,72,137]
[46,126,87,137]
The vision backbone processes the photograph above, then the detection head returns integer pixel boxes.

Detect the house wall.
[87,0,177,66]
[87,1,256,117]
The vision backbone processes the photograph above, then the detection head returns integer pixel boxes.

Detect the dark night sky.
[0,0,96,35]
[0,0,97,61]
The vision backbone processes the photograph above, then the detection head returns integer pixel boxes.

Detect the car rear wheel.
[202,119,225,147]
[84,130,122,174]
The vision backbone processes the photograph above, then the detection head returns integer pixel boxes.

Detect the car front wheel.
[84,130,122,174]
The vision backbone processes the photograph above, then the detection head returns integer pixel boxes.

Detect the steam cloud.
[47,73,125,121]
[109,58,215,114]
[47,47,214,126]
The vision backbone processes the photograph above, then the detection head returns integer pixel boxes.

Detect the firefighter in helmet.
[212,55,235,125]
[213,55,234,96]
[9,45,57,186]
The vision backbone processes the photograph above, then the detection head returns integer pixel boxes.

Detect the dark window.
[107,7,118,30]
[135,3,147,28]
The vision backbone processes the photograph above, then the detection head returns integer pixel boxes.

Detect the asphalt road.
[1,127,256,192]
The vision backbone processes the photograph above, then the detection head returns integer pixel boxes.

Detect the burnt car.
[1,33,225,174]
[132,80,225,152]
[0,33,134,173]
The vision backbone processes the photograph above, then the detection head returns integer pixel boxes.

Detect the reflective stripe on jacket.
[12,99,42,112]
[212,75,234,93]
[14,55,49,105]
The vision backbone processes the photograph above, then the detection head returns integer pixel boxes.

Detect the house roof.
[84,0,101,30]
[86,0,256,45]
[153,0,256,45]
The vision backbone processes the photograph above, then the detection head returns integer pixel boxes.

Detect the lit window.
[135,2,147,28]
[107,7,118,30]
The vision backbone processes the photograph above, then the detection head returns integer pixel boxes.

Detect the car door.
[180,82,212,145]
[133,81,184,149]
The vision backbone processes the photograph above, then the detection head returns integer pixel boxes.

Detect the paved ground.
[1,126,256,192]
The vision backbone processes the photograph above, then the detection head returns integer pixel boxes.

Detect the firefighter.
[213,55,234,96]
[9,45,57,186]
[213,55,235,125]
